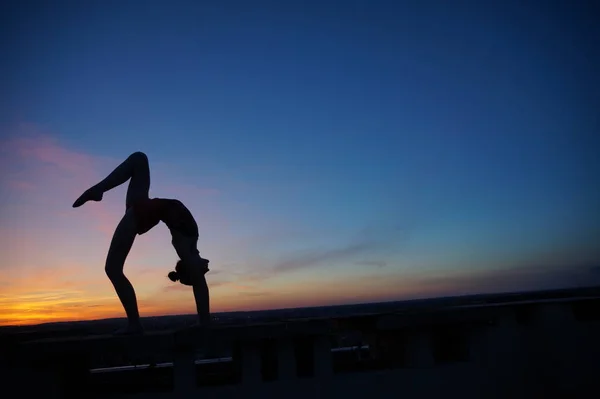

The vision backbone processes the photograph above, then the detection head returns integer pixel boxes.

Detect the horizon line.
[4,284,598,329]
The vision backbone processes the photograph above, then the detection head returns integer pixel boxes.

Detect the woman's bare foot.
[73,187,103,207]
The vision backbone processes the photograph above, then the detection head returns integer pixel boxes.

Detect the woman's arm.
[192,272,210,325]
[171,230,211,325]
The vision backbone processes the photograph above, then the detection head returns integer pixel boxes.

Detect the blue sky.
[1,0,599,324]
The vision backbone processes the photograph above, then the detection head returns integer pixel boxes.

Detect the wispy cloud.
[230,222,412,281]
[1,125,106,186]
[5,180,36,192]
[447,263,600,294]
[271,241,377,273]
[355,260,387,268]
[237,291,267,297]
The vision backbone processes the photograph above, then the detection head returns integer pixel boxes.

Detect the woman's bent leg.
[73,151,150,208]
[105,208,143,333]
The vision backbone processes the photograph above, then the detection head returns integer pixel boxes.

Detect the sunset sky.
[1,0,599,326]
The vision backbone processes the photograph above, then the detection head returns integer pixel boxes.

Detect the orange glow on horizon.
[0,269,469,327]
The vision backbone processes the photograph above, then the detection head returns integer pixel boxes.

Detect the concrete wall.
[4,297,600,399]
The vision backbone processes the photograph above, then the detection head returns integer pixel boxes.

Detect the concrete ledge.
[5,292,599,398]
[105,364,594,399]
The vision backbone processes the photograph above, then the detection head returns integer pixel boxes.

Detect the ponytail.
[168,271,179,282]
[168,259,192,285]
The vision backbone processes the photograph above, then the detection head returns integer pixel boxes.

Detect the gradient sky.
[1,0,599,326]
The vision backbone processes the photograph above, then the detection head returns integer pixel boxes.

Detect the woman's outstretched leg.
[105,208,143,334]
[72,151,151,208]
[73,151,149,334]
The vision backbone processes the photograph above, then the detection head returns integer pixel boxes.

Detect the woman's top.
[131,198,199,237]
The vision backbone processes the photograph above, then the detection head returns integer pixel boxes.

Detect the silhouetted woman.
[72,152,210,335]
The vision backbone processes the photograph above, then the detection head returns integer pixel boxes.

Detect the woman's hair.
[168,260,192,285]
[167,270,179,282]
